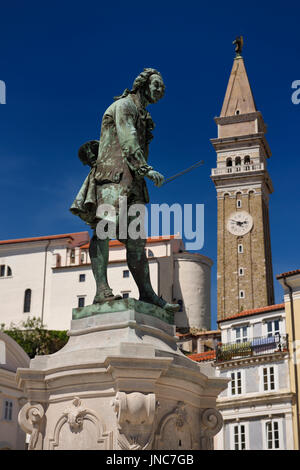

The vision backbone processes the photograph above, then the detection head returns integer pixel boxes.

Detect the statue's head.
[132,68,165,103]
[114,68,165,103]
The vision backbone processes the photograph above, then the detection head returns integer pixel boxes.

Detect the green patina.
[72,298,174,324]
[69,68,180,319]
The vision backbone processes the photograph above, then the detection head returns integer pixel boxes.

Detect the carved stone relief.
[112,392,156,450]
[154,402,196,450]
[18,402,45,450]
[200,408,223,450]
[48,397,113,450]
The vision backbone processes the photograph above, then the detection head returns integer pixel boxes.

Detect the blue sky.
[0,1,299,328]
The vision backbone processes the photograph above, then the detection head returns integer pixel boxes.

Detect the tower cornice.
[214,111,266,133]
[210,132,271,159]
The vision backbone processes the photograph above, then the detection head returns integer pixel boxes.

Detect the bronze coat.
[70,93,154,227]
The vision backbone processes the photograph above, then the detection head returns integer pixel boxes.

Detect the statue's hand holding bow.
[146,169,165,187]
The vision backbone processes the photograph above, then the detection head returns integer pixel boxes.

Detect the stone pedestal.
[17,299,227,450]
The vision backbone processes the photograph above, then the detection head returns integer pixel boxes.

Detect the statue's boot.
[125,237,180,313]
[89,234,121,304]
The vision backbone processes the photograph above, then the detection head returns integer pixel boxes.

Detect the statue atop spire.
[233,35,243,58]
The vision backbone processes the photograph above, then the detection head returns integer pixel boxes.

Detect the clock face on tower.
[227,211,253,236]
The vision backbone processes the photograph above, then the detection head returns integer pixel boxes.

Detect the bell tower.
[211,38,274,321]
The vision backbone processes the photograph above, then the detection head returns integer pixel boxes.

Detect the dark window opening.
[79,274,86,282]
[4,400,13,421]
[123,270,129,278]
[23,289,31,313]
[78,297,85,308]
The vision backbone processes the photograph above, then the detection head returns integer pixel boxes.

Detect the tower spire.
[220,36,257,118]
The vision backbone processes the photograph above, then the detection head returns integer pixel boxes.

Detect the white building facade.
[0,232,212,331]
[214,304,294,450]
[0,331,30,450]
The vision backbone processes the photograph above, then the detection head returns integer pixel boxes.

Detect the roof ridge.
[218,303,285,323]
[0,231,89,245]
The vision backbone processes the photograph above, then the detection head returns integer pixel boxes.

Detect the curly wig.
[114,68,164,101]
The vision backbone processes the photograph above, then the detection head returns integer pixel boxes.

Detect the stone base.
[72,298,174,324]
[17,301,227,450]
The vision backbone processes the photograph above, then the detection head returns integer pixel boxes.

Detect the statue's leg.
[89,230,121,304]
[120,210,180,313]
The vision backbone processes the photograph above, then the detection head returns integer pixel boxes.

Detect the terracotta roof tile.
[218,303,285,324]
[80,234,180,250]
[0,232,89,247]
[188,351,216,362]
[276,269,300,279]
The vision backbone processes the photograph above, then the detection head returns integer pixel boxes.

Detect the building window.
[70,249,75,264]
[233,423,246,450]
[0,265,12,277]
[230,371,242,395]
[267,319,280,338]
[239,290,245,299]
[244,155,251,165]
[148,249,154,257]
[266,421,280,449]
[23,289,31,313]
[263,366,275,391]
[238,244,243,254]
[79,274,86,282]
[239,267,244,276]
[235,156,241,166]
[78,297,85,308]
[226,158,232,167]
[237,200,242,208]
[123,270,129,278]
[235,326,248,343]
[3,400,13,421]
[122,292,130,299]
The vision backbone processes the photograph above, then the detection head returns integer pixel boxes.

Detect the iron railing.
[215,334,288,362]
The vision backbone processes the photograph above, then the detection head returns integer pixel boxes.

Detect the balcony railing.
[211,163,264,176]
[215,334,288,362]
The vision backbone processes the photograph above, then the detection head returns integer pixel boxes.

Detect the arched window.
[7,266,12,276]
[148,249,154,257]
[226,158,232,167]
[23,289,31,313]
[244,155,251,164]
[235,157,241,166]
